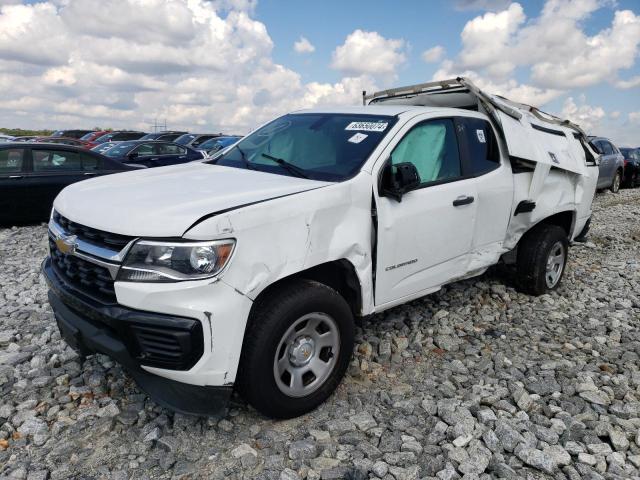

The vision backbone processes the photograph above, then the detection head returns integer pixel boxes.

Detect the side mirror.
[127,152,139,160]
[380,160,420,202]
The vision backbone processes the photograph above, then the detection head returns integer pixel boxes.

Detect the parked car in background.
[139,131,187,142]
[174,133,219,149]
[620,147,640,188]
[12,136,39,142]
[91,142,122,155]
[36,137,90,148]
[51,130,94,139]
[195,135,242,154]
[0,143,135,224]
[79,130,110,144]
[102,140,204,167]
[0,134,15,143]
[86,131,147,149]
[589,136,625,193]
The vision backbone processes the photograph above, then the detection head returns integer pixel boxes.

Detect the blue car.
[197,136,242,154]
[102,140,204,168]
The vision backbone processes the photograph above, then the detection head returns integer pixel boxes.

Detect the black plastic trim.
[43,258,229,416]
[531,124,566,137]
[514,200,536,216]
[43,258,203,371]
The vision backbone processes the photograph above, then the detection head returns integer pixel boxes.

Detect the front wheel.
[610,170,621,193]
[237,280,354,418]
[516,224,569,296]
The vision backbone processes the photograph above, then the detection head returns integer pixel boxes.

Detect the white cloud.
[454,0,512,11]
[443,0,640,92]
[610,111,621,119]
[293,36,315,54]
[560,96,606,133]
[422,45,445,63]
[458,3,525,78]
[331,29,406,81]
[615,76,640,89]
[432,60,562,107]
[0,0,376,132]
[629,111,640,122]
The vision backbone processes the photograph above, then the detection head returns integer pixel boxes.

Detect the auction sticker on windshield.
[345,122,388,132]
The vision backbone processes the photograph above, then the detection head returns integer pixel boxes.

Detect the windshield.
[208,113,396,181]
[621,148,640,160]
[95,133,115,143]
[175,134,197,145]
[80,132,96,141]
[104,141,137,157]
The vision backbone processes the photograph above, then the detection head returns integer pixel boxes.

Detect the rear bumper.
[42,257,232,416]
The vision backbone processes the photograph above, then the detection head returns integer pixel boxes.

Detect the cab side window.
[157,144,185,155]
[80,153,101,171]
[602,142,614,155]
[0,149,24,173]
[134,143,155,156]
[391,119,461,185]
[460,117,500,175]
[33,150,82,171]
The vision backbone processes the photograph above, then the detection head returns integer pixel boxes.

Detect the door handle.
[453,195,474,207]
[8,175,23,180]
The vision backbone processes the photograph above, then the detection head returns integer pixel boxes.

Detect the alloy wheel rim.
[545,241,566,288]
[614,174,620,192]
[273,313,340,398]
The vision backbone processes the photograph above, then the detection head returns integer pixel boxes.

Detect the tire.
[237,279,354,418]
[610,170,621,193]
[632,171,639,188]
[516,224,569,296]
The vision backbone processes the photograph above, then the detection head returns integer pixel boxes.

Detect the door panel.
[374,116,476,306]
[0,148,27,224]
[26,149,85,219]
[375,180,477,305]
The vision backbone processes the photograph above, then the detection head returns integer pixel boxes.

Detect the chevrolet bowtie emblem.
[55,234,78,255]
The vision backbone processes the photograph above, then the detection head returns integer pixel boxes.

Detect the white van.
[43,78,599,418]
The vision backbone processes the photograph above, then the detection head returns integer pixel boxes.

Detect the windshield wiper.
[261,153,310,179]
[214,144,255,170]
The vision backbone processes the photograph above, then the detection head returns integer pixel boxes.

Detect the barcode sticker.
[345,122,388,132]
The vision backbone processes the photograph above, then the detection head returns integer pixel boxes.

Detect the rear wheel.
[610,170,621,193]
[516,224,569,296]
[237,280,354,418]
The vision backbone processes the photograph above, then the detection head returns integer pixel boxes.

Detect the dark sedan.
[86,131,147,149]
[35,137,90,148]
[102,140,204,168]
[139,131,187,142]
[51,129,94,139]
[620,147,640,187]
[0,143,136,225]
[174,133,220,149]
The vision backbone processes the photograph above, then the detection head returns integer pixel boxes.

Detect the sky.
[0,0,639,146]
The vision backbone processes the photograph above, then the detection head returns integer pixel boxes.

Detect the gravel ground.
[1,188,639,480]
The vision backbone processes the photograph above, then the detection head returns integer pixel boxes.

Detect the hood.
[54,162,330,237]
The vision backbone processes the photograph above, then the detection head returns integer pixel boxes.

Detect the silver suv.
[589,136,625,193]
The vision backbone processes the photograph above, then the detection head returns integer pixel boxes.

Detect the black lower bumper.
[42,257,232,417]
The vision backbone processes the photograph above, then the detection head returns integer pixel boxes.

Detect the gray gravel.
[1,188,639,480]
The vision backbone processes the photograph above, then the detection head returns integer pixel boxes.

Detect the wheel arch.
[249,259,363,320]
[535,210,576,239]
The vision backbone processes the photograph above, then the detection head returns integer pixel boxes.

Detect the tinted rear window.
[0,149,24,173]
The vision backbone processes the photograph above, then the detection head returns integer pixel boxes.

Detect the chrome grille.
[53,211,133,249]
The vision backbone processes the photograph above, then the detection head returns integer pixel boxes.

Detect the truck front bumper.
[42,257,233,416]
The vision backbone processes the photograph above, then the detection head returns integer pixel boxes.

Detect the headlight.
[117,239,235,282]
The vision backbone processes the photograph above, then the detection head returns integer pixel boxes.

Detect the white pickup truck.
[43,78,599,418]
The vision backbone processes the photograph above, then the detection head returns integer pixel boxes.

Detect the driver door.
[374,116,477,306]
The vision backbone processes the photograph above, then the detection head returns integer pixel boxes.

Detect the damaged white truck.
[43,78,599,418]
